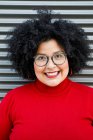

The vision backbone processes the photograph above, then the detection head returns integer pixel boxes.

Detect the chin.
[45,80,62,87]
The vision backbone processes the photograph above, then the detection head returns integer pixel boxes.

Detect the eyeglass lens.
[34,51,66,67]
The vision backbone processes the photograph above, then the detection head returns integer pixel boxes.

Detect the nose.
[46,57,56,68]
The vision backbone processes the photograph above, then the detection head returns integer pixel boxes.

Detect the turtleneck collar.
[33,78,72,97]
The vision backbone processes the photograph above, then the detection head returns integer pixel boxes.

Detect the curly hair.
[7,9,90,80]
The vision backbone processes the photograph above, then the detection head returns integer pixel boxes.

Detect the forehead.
[37,39,64,55]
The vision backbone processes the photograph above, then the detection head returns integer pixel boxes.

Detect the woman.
[0,10,93,140]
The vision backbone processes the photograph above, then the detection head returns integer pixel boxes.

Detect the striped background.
[0,1,93,99]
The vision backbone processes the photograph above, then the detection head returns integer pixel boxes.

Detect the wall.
[0,1,93,99]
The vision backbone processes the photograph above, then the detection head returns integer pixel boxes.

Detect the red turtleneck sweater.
[0,78,93,140]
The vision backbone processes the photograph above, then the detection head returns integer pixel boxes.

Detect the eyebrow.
[36,51,65,56]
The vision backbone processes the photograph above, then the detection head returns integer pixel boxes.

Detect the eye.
[35,55,47,61]
[54,53,64,59]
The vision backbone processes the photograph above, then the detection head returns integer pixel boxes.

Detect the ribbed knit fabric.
[0,78,93,140]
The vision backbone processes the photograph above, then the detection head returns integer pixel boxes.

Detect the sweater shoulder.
[12,81,34,92]
[4,81,35,98]
[0,81,35,113]
[71,80,93,94]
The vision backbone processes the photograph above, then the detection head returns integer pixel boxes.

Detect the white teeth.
[46,72,58,76]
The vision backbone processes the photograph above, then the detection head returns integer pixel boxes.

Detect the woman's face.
[34,39,69,87]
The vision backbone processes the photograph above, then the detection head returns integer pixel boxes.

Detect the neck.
[34,78,72,97]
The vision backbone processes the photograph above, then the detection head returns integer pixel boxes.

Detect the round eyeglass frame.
[33,51,67,67]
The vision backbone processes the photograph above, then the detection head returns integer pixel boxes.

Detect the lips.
[44,71,60,78]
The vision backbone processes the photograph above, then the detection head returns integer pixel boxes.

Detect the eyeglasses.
[33,51,67,67]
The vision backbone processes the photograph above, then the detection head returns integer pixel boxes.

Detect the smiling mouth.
[44,71,60,78]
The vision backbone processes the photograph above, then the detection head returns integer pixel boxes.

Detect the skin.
[34,39,69,87]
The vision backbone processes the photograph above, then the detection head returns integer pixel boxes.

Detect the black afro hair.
[7,9,90,80]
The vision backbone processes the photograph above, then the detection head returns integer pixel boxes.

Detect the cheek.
[65,61,69,70]
[34,63,45,76]
[59,60,69,72]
